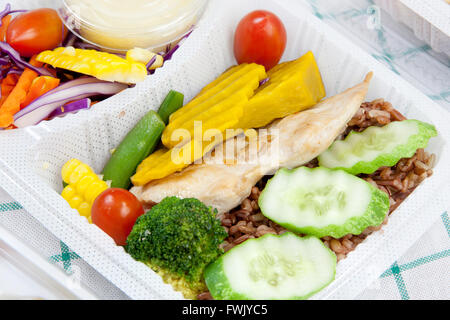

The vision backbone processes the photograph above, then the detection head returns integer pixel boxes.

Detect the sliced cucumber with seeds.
[258,167,389,239]
[318,120,437,175]
[204,233,336,300]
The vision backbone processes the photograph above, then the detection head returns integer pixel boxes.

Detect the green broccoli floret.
[125,197,227,298]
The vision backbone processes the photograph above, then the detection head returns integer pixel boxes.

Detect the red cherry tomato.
[234,10,287,71]
[91,188,145,246]
[6,8,67,58]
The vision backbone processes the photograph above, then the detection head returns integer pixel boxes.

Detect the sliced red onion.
[0,65,15,80]
[63,32,77,47]
[0,4,27,23]
[0,42,53,76]
[146,55,157,71]
[163,28,194,61]
[0,57,10,65]
[259,78,269,86]
[7,69,22,76]
[5,9,27,17]
[146,28,193,76]
[73,41,101,51]
[0,4,11,19]
[14,80,127,128]
[48,98,91,119]
[54,77,101,91]
[30,76,101,96]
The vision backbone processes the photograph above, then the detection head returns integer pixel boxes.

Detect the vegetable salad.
[0,3,188,130]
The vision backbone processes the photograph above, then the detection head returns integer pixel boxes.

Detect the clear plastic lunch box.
[0,0,448,299]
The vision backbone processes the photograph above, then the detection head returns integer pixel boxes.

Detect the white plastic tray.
[374,0,450,55]
[0,0,449,299]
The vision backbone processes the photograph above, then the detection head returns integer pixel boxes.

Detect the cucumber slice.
[102,111,165,190]
[318,120,437,175]
[204,233,336,300]
[258,167,389,239]
[158,90,184,125]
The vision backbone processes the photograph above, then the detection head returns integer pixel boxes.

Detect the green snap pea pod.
[158,90,184,124]
[102,110,165,189]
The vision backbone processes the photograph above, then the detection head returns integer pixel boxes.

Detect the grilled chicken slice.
[131,73,373,213]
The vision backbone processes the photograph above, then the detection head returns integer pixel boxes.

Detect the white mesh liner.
[0,0,449,299]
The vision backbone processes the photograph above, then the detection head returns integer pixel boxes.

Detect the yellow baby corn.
[36,47,160,84]
[61,159,109,221]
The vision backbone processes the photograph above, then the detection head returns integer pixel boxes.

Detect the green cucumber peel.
[318,120,437,175]
[258,167,390,239]
[204,233,336,300]
[204,257,248,300]
[102,110,165,189]
[158,90,184,124]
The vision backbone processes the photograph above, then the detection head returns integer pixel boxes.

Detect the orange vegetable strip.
[21,76,60,109]
[0,56,43,127]
[0,73,20,106]
[0,15,11,42]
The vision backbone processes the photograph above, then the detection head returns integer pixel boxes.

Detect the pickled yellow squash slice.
[239,51,326,128]
[132,129,246,186]
[162,63,267,148]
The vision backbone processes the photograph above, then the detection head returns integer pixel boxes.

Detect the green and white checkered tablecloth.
[0,0,449,300]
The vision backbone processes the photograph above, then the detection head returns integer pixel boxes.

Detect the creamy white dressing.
[64,0,206,51]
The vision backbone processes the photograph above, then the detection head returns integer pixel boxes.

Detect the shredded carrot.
[21,76,60,109]
[0,15,11,42]
[0,73,20,105]
[0,56,43,128]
